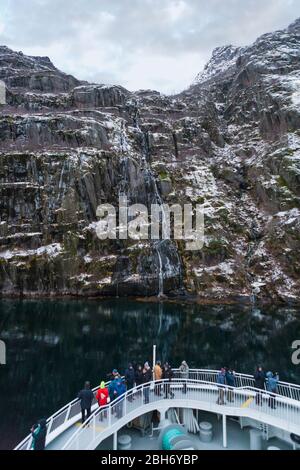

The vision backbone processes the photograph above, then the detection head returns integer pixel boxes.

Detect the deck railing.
[62,378,300,450]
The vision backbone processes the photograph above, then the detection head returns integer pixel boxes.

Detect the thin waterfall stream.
[122,98,183,298]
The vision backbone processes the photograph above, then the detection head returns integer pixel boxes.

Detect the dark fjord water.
[0,299,299,449]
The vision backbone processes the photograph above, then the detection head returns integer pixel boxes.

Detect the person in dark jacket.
[135,364,143,396]
[225,368,235,403]
[31,419,47,451]
[135,364,143,385]
[142,363,153,404]
[125,363,136,401]
[254,366,265,405]
[162,363,174,399]
[78,381,94,424]
[216,368,226,405]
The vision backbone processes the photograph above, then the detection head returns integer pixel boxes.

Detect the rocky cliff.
[0,19,299,304]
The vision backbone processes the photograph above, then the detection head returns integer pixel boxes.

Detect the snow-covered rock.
[0,18,300,303]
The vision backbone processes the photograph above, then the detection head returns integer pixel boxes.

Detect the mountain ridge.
[0,18,299,304]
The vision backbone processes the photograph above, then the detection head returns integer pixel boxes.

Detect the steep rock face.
[71,84,129,108]
[194,45,242,86]
[0,46,80,93]
[0,19,300,304]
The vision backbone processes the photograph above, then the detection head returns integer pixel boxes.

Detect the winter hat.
[100,381,106,389]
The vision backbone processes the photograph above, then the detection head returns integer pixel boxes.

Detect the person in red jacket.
[96,381,110,421]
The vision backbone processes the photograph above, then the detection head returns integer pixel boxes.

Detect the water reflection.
[0,299,299,449]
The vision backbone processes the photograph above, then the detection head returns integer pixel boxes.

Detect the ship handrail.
[177,369,300,389]
[62,378,300,450]
[14,369,300,450]
[14,378,120,451]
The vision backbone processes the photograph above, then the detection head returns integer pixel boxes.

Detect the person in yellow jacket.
[154,361,162,396]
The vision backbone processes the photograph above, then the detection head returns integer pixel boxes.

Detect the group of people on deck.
[254,367,279,409]
[76,363,280,426]
[77,361,189,425]
[30,361,281,450]
[216,366,279,409]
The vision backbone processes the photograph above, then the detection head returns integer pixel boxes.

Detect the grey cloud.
[0,0,300,93]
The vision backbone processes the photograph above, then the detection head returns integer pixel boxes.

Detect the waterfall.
[128,99,182,298]
[156,244,164,298]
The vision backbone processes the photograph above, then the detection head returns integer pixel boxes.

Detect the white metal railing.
[14,381,110,451]
[14,369,300,450]
[173,369,300,401]
[62,378,300,450]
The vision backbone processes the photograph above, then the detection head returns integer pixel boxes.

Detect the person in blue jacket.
[108,370,119,404]
[266,371,279,409]
[110,374,126,419]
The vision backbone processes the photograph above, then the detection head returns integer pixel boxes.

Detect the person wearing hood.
[78,381,94,424]
[266,371,279,409]
[179,361,189,394]
[31,419,47,451]
[125,363,136,401]
[254,366,266,405]
[95,381,110,421]
[110,375,126,419]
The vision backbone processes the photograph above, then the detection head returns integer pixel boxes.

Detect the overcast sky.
[0,0,299,93]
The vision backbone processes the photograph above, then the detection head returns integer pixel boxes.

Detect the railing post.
[93,414,96,441]
[65,405,71,422]
[222,414,227,448]
[47,418,53,435]
[113,432,118,451]
[109,406,112,427]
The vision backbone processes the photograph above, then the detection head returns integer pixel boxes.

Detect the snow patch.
[0,243,63,260]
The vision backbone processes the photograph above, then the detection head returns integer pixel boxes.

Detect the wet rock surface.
[0,20,300,303]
